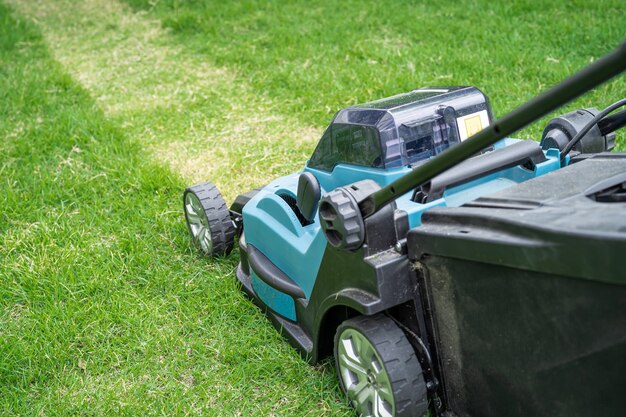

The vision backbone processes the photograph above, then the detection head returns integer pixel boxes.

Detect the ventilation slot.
[278,193,312,226]
[585,173,626,203]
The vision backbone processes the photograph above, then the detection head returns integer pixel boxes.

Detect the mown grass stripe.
[8,0,321,203]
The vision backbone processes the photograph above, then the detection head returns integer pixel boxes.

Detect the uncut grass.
[125,0,625,149]
[0,5,349,415]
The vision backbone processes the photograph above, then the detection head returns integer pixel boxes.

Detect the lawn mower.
[183,43,626,417]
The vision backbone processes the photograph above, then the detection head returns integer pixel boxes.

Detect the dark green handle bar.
[359,41,626,217]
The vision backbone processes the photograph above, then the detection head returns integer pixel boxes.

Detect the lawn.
[0,0,624,415]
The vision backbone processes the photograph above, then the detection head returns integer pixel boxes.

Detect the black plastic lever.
[247,244,306,299]
[418,139,547,202]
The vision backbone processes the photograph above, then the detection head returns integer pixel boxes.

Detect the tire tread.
[184,182,236,256]
[334,314,428,417]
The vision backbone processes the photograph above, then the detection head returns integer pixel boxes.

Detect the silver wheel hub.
[337,329,395,417]
[184,193,213,254]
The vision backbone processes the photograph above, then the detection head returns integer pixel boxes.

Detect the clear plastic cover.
[308,86,493,171]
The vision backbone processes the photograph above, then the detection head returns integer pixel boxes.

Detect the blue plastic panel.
[305,163,410,192]
[242,173,327,319]
[395,145,563,228]
[250,270,297,321]
[242,138,565,320]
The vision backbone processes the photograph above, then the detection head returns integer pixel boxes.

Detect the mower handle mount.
[359,40,626,218]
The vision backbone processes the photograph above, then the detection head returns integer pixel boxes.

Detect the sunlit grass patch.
[8,0,322,204]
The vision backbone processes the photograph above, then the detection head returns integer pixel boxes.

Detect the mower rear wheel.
[334,314,428,417]
[183,182,236,257]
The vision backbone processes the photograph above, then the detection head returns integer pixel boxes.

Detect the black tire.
[334,314,428,417]
[183,182,236,257]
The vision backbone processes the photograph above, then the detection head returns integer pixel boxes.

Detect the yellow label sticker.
[464,114,483,138]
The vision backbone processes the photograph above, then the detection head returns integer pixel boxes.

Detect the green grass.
[0,3,348,415]
[0,0,624,415]
[124,0,625,145]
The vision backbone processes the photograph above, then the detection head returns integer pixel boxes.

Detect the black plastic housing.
[407,153,626,417]
[416,139,547,202]
[540,107,616,152]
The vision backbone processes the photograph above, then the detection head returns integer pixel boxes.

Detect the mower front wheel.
[183,182,236,257]
[334,314,428,417]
